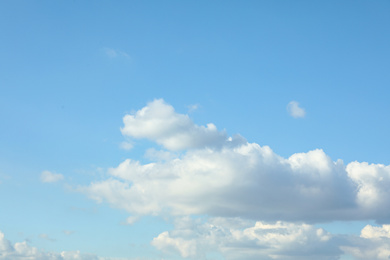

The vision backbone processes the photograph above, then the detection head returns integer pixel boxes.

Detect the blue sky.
[1,1,390,259]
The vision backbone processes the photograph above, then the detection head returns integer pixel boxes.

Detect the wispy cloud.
[287,100,306,118]
[187,103,200,113]
[39,233,56,242]
[119,141,133,151]
[40,170,64,183]
[103,48,130,59]
[63,230,75,236]
[0,172,10,184]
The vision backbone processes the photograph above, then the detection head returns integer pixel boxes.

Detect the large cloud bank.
[152,217,341,260]
[152,218,390,260]
[83,99,390,222]
[79,99,390,259]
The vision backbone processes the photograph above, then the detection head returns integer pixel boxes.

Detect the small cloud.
[120,141,133,151]
[103,48,130,59]
[105,48,117,58]
[0,172,10,184]
[123,216,140,225]
[120,99,228,151]
[188,104,200,113]
[63,230,75,236]
[39,234,56,242]
[40,170,64,183]
[287,101,306,118]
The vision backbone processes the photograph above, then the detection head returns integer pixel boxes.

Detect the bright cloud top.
[119,141,133,151]
[40,170,64,183]
[341,224,390,260]
[82,99,390,223]
[287,101,306,118]
[120,99,234,150]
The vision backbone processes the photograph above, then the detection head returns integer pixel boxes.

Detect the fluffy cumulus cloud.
[347,162,390,218]
[40,170,64,183]
[84,146,360,222]
[120,99,230,150]
[152,217,342,260]
[287,101,305,118]
[0,231,98,260]
[341,224,390,259]
[79,99,390,259]
[81,100,390,222]
[153,220,390,260]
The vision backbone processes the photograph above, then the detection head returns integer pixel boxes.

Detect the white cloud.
[120,99,235,151]
[84,147,348,221]
[287,101,306,118]
[83,147,359,222]
[152,217,342,260]
[341,224,390,259]
[74,99,390,259]
[124,216,140,225]
[346,162,390,215]
[153,219,390,260]
[0,231,98,260]
[39,233,56,242]
[80,99,390,223]
[40,170,64,183]
[103,48,130,59]
[119,141,133,151]
[187,104,199,113]
[361,224,390,239]
[63,230,74,236]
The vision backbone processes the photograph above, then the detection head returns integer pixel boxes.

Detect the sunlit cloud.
[40,170,64,183]
[81,100,390,223]
[75,99,390,259]
[287,101,306,118]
